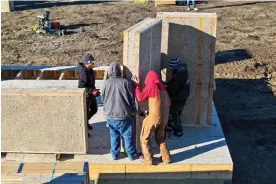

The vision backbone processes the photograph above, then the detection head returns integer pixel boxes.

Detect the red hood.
[144,71,166,91]
[135,70,168,102]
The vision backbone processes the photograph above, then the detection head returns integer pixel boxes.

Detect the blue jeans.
[187,0,196,8]
[107,118,137,159]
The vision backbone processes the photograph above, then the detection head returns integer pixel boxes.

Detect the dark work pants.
[167,102,186,134]
[87,95,98,124]
[168,107,183,134]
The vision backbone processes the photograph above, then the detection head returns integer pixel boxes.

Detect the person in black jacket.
[78,53,100,137]
[166,58,190,138]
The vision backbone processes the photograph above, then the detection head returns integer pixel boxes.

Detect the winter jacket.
[166,62,190,107]
[135,71,170,124]
[78,63,96,95]
[101,62,137,120]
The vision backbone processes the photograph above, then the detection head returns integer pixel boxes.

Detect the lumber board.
[15,70,23,79]
[155,0,175,7]
[1,162,89,183]
[125,164,233,179]
[1,162,87,173]
[89,164,125,179]
[2,173,88,183]
[1,65,119,80]
[1,162,21,173]
[36,71,44,80]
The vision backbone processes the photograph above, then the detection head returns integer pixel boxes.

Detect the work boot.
[160,156,172,164]
[139,155,153,165]
[160,143,172,163]
[112,155,119,160]
[166,124,173,132]
[172,131,183,138]
[129,152,140,161]
[88,124,93,130]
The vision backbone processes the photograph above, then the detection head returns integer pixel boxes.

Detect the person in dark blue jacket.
[78,53,100,137]
[166,58,190,138]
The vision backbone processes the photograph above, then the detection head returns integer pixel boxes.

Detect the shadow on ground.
[64,23,90,30]
[215,49,252,65]
[214,78,276,184]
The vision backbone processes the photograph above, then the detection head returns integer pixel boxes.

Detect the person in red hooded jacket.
[133,71,172,165]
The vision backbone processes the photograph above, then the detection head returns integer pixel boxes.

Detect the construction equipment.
[32,9,66,36]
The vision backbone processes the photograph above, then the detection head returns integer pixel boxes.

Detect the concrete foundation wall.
[123,18,162,149]
[1,82,88,154]
[157,12,217,125]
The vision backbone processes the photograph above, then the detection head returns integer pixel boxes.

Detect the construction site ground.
[1,1,276,184]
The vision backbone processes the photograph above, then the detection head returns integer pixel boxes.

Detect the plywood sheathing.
[1,86,88,154]
[123,18,162,150]
[157,12,217,125]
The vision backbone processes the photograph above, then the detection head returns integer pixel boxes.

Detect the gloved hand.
[91,89,100,97]
[138,110,149,117]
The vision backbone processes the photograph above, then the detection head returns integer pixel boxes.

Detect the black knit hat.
[82,53,95,65]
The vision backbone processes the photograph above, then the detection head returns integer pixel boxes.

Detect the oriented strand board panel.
[1,81,88,154]
[123,18,162,150]
[157,12,217,125]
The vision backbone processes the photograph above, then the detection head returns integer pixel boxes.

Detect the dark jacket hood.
[108,62,121,78]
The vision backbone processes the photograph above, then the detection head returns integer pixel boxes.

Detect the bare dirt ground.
[1,1,276,183]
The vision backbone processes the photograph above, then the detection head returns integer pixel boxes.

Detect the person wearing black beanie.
[78,53,100,137]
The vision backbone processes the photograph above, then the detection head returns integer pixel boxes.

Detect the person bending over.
[133,71,172,165]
